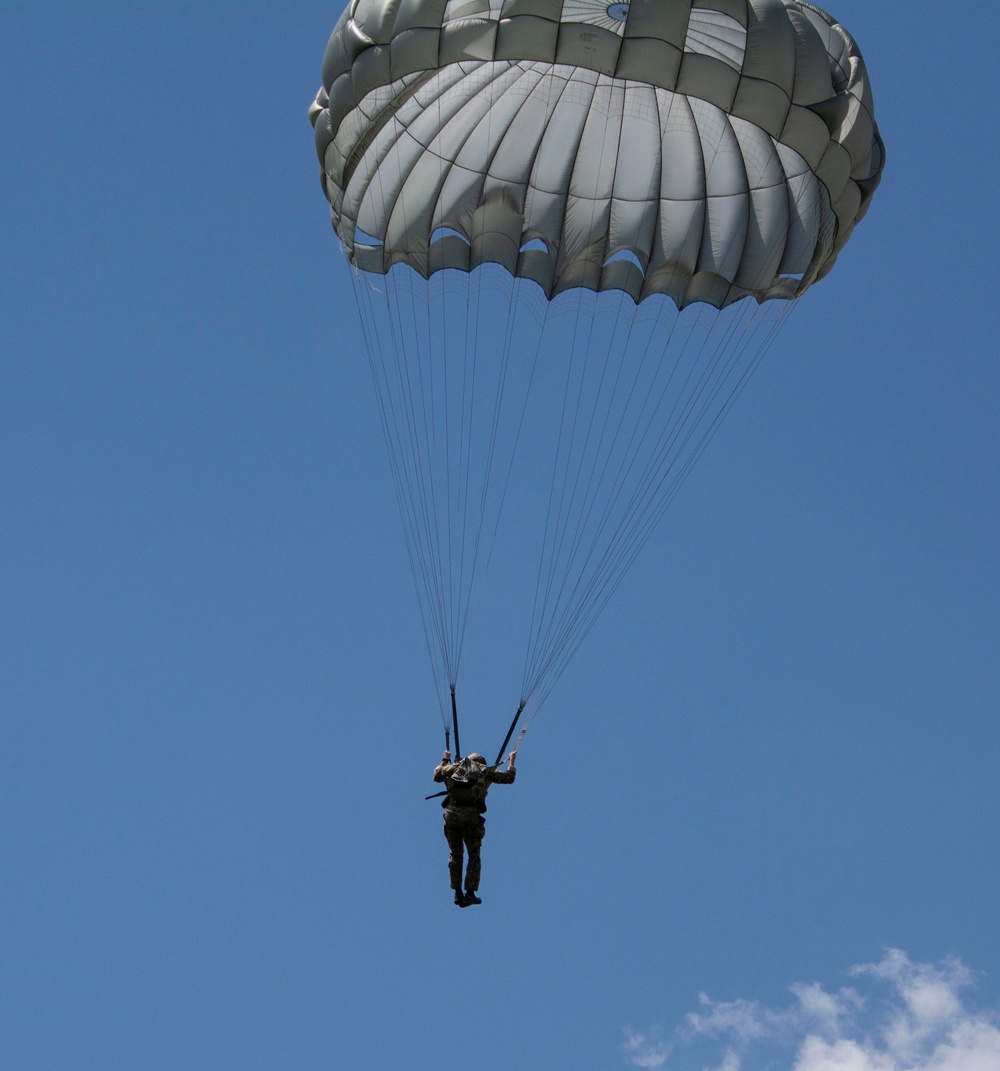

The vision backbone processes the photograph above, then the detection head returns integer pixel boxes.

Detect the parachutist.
[433,749,517,907]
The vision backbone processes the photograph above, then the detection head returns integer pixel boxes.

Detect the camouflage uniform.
[433,758,516,894]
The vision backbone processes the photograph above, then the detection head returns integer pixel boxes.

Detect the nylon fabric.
[312,0,883,306]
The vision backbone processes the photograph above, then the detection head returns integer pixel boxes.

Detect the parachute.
[310,0,884,744]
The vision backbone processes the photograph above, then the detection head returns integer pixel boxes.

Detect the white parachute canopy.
[310,0,884,733]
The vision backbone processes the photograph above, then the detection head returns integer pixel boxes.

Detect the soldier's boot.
[454,891,470,907]
[464,890,482,905]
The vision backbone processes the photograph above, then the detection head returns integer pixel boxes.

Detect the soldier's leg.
[463,817,486,893]
[443,819,465,892]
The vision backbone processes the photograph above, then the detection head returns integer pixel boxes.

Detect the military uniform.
[433,756,516,901]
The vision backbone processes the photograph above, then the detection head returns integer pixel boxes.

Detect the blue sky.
[2,4,998,1069]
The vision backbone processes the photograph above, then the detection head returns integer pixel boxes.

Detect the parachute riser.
[494,702,526,767]
[450,686,461,760]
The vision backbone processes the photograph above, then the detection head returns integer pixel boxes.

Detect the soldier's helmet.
[467,752,487,765]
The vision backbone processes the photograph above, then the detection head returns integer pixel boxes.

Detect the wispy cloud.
[623,951,1000,1071]
[623,1029,670,1068]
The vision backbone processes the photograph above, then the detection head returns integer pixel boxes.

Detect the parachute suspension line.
[354,273,434,660]
[351,268,449,721]
[451,264,482,676]
[593,305,752,571]
[520,293,604,700]
[533,293,595,634]
[512,726,528,757]
[604,306,738,555]
[388,272,451,682]
[653,300,791,516]
[457,269,541,664]
[516,286,792,711]
[431,270,459,684]
[594,298,783,584]
[520,303,682,709]
[521,290,652,709]
[393,275,446,651]
[528,303,664,708]
[457,253,489,669]
[520,292,595,703]
[581,307,784,657]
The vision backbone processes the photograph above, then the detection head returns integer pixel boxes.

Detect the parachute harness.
[425,713,527,802]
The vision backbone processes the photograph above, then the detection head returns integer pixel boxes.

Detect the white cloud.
[685,994,772,1043]
[791,980,863,1036]
[623,1029,670,1069]
[707,1047,742,1071]
[851,950,975,1065]
[622,951,1000,1071]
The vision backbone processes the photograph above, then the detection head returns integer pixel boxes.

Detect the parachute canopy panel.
[311,0,884,308]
